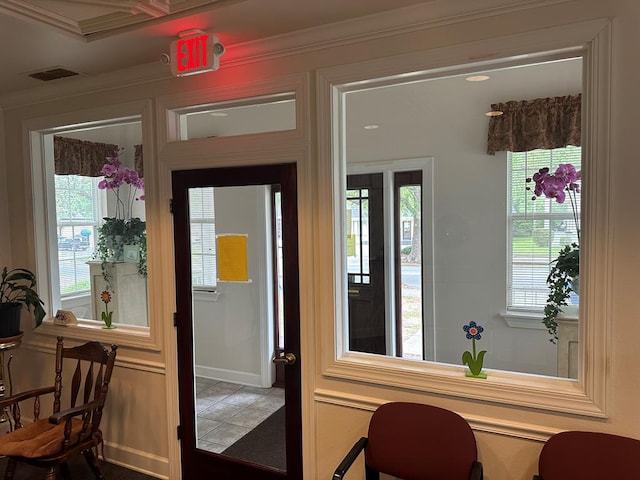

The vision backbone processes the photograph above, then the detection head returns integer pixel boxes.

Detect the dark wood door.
[346,173,386,354]
[172,164,302,480]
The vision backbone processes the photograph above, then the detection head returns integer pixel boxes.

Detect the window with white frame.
[320,19,610,417]
[28,104,161,350]
[44,126,148,331]
[189,187,217,288]
[508,146,581,310]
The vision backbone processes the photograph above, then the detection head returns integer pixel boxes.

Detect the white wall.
[193,185,273,387]
[1,1,639,480]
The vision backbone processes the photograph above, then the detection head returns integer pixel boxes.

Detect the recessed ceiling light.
[210,112,228,117]
[485,110,504,117]
[466,75,490,82]
[363,124,380,130]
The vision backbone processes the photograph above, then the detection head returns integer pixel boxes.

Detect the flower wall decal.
[100,290,115,329]
[462,321,487,378]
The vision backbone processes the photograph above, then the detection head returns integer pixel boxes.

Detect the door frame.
[171,163,302,480]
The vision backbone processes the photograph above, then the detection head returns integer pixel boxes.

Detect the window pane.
[189,187,217,287]
[46,119,149,328]
[398,183,423,361]
[176,94,296,140]
[338,55,583,377]
[55,175,99,296]
[508,147,581,309]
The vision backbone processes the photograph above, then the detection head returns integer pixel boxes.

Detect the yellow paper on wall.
[217,234,249,282]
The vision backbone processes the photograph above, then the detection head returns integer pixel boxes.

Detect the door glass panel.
[346,187,370,282]
[397,182,423,360]
[188,185,287,472]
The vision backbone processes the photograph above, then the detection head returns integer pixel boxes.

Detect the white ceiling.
[0,0,431,96]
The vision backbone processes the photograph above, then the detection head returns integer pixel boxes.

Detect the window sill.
[325,349,603,418]
[500,307,578,330]
[33,318,159,351]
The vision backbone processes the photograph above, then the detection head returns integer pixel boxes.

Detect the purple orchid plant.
[98,149,145,222]
[525,163,581,241]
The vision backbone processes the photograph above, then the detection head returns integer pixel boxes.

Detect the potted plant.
[93,152,146,288]
[0,267,46,338]
[526,164,581,341]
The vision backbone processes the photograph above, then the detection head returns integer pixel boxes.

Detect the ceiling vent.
[28,67,80,82]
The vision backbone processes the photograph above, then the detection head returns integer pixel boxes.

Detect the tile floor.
[195,377,285,453]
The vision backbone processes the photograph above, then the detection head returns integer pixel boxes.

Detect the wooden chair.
[332,401,483,480]
[533,430,640,479]
[0,336,118,479]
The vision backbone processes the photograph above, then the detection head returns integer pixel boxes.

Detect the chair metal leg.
[83,449,106,480]
[365,465,380,480]
[43,466,57,480]
[59,462,72,480]
[4,458,16,480]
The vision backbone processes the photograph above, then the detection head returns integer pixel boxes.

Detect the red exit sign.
[170,30,223,77]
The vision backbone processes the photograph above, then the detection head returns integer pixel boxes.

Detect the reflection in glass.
[340,56,583,377]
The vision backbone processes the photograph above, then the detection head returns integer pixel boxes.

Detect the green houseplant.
[0,267,46,337]
[526,164,581,341]
[93,152,147,289]
[542,243,579,339]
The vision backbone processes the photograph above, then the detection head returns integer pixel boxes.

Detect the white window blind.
[54,174,101,296]
[189,187,217,287]
[508,146,581,309]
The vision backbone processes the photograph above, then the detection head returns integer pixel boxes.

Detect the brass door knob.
[272,352,297,365]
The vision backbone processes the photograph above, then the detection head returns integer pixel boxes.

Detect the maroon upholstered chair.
[533,430,640,480]
[332,402,483,480]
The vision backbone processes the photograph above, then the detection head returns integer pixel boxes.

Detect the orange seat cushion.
[0,418,83,458]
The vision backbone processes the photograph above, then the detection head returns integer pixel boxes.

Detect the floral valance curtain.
[54,136,144,177]
[134,144,143,178]
[486,94,581,155]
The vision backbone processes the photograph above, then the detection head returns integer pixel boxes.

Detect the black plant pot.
[0,303,22,338]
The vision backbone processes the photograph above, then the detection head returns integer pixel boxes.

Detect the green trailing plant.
[0,267,46,327]
[95,217,147,289]
[542,243,579,341]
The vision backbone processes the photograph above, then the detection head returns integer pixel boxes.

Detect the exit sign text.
[170,31,220,77]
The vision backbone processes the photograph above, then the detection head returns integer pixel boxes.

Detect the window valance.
[487,94,581,155]
[54,136,143,177]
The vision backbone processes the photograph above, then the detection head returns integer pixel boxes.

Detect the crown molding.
[225,0,575,67]
[0,0,224,37]
[0,0,575,109]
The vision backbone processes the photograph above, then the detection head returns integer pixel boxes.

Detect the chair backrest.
[538,431,640,479]
[365,402,478,480]
[52,336,118,432]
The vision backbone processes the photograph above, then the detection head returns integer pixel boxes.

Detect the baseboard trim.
[195,365,264,388]
[103,441,169,479]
